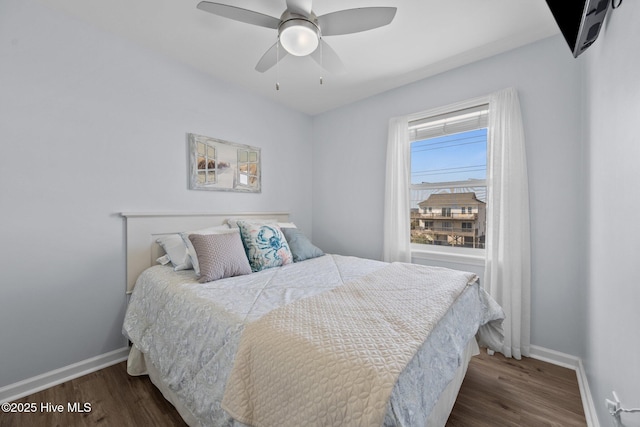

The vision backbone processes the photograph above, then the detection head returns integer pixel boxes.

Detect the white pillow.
[156,234,192,270]
[277,222,297,229]
[226,218,278,228]
[179,225,236,276]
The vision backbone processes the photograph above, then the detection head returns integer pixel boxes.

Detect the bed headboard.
[120,211,290,294]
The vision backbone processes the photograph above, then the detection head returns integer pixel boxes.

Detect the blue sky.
[410,128,487,184]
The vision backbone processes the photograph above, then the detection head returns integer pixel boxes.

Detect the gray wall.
[0,0,313,387]
[312,35,588,359]
[584,2,640,424]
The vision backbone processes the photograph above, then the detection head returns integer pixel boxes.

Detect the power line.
[412,138,485,153]
[412,164,486,175]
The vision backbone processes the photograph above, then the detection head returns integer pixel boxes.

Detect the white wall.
[584,2,640,424]
[0,0,313,388]
[5,2,637,424]
[312,36,588,359]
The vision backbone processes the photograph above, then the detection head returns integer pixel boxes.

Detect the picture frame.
[188,133,261,193]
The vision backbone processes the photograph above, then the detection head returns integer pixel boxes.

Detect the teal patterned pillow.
[236,221,293,272]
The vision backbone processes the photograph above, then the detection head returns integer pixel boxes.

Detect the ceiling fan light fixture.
[279,19,319,56]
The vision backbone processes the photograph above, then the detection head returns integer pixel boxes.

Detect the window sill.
[411,244,485,267]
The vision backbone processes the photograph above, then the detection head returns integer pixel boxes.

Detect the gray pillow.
[189,232,251,283]
[281,227,324,262]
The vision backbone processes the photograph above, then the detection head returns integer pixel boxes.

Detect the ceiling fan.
[196,0,397,73]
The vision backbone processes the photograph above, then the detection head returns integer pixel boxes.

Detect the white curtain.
[383,116,412,263]
[485,87,531,359]
[383,88,531,359]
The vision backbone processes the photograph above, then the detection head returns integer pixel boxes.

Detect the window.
[237,148,260,189]
[195,139,218,184]
[409,104,488,250]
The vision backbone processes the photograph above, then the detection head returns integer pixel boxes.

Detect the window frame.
[408,101,490,263]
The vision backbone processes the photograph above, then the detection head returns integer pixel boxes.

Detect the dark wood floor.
[1,350,586,427]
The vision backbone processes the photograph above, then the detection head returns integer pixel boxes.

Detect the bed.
[121,212,504,427]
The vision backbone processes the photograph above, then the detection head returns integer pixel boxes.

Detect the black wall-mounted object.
[545,0,610,57]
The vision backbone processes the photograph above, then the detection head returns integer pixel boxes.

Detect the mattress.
[123,254,504,426]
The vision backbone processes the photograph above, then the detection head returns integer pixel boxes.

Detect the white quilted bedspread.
[222,262,477,427]
[123,254,504,427]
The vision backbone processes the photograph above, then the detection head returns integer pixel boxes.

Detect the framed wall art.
[188,133,261,193]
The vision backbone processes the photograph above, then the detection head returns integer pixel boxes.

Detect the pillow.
[281,227,324,262]
[156,254,172,266]
[236,220,293,272]
[188,233,251,283]
[226,217,278,228]
[277,222,297,229]
[156,234,192,270]
[179,225,234,275]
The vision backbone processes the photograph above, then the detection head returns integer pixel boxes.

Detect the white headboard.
[121,211,290,294]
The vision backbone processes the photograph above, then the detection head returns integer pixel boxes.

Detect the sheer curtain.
[485,88,531,359]
[383,88,531,359]
[383,116,412,263]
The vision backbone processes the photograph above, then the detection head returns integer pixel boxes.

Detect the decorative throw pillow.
[179,225,234,275]
[281,227,324,262]
[236,220,293,272]
[188,233,251,283]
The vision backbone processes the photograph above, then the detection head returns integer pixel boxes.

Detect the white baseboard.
[530,345,600,427]
[0,347,130,404]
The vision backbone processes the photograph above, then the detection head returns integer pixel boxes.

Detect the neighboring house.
[412,192,486,248]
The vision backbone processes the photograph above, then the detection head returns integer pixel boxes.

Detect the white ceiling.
[38,0,560,115]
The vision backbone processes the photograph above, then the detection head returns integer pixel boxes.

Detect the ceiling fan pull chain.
[319,37,323,86]
[276,40,280,91]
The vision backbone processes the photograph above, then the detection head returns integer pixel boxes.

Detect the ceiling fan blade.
[317,7,397,36]
[310,39,346,74]
[197,2,280,29]
[255,41,289,72]
[285,0,313,16]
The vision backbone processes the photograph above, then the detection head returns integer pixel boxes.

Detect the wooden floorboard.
[1,350,586,426]
[448,351,586,427]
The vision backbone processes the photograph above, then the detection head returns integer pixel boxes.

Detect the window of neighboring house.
[410,104,488,250]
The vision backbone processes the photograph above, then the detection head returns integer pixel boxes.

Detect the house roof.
[418,192,486,208]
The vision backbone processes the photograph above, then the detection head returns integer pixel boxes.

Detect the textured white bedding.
[222,263,478,427]
[123,254,504,426]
